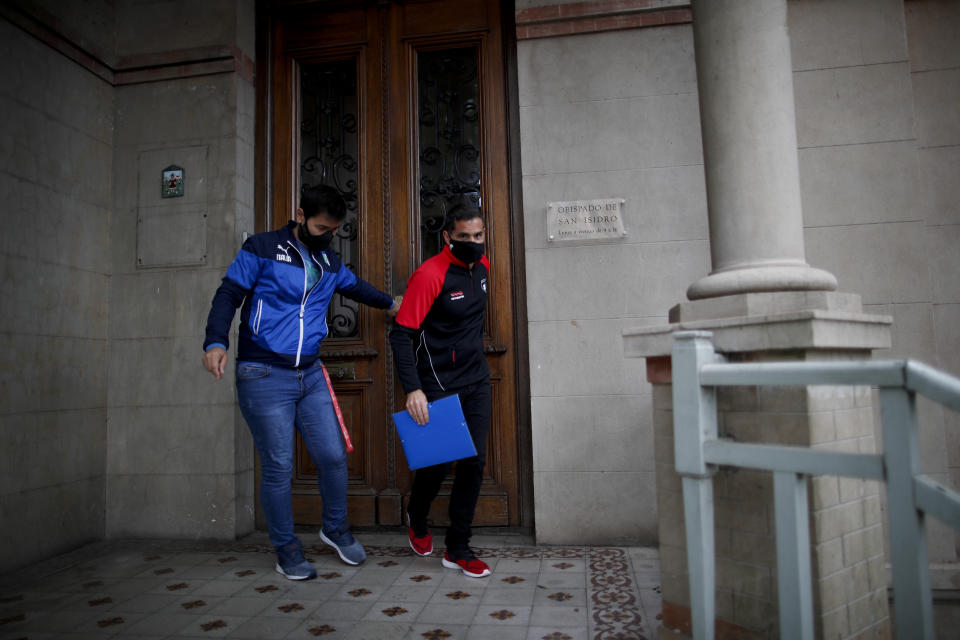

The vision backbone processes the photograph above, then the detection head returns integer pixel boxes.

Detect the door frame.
[252,0,533,533]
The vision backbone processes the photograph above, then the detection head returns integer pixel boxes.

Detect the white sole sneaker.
[319,529,365,566]
[442,554,491,578]
[274,563,316,580]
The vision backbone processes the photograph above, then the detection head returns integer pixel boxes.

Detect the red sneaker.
[442,551,491,578]
[406,513,433,556]
[408,527,433,556]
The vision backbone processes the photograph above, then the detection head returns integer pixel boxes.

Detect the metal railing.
[671,331,960,640]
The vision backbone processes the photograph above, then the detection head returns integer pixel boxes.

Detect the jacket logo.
[276,244,292,263]
[450,290,465,301]
[481,278,487,293]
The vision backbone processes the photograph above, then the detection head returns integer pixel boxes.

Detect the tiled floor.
[0,532,661,640]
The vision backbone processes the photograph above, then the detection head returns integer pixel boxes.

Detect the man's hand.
[387,295,403,317]
[202,347,228,380]
[405,389,429,425]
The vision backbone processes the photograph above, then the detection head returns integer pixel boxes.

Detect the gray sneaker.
[274,541,317,580]
[320,526,366,565]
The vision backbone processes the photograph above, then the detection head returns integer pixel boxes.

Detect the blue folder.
[392,394,477,470]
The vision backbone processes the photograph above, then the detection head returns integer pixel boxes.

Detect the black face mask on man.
[448,239,484,265]
[298,223,334,253]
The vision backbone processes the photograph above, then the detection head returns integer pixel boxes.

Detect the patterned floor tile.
[345,620,414,639]
[286,618,357,639]
[379,584,439,603]
[188,578,251,598]
[533,587,587,607]
[478,586,536,606]
[312,598,377,621]
[173,613,253,637]
[529,604,589,627]
[465,624,528,640]
[159,594,225,615]
[331,583,389,602]
[472,604,532,626]
[542,558,586,573]
[534,573,587,590]
[495,558,542,574]
[361,600,426,623]
[204,594,276,617]
[346,569,403,586]
[0,540,659,640]
[222,613,305,639]
[415,601,481,624]
[12,608,102,634]
[525,626,589,640]
[119,610,208,636]
[406,622,470,639]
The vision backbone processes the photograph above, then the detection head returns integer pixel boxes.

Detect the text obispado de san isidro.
[547,198,627,243]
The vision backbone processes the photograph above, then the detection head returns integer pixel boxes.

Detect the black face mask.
[448,240,484,265]
[298,223,334,253]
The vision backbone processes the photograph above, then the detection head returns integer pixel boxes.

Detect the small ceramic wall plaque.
[161,165,184,198]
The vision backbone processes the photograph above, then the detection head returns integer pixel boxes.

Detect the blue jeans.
[236,360,348,551]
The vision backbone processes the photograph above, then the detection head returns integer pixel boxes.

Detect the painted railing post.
[773,471,814,640]
[672,331,721,640]
[881,386,935,639]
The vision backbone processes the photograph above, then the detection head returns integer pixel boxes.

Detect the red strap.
[321,364,353,453]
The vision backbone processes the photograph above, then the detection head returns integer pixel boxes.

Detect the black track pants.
[406,380,491,553]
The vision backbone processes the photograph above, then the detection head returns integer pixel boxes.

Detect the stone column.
[624,2,896,637]
[686,0,836,300]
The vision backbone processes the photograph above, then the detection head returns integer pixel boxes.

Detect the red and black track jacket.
[389,246,490,394]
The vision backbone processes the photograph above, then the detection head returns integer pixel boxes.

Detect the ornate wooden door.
[261,0,523,529]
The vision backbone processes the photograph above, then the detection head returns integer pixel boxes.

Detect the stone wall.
[0,0,256,572]
[904,0,960,561]
[518,0,960,553]
[106,0,256,539]
[518,16,708,544]
[0,7,114,572]
[790,0,959,564]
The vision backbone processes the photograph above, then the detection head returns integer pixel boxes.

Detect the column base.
[624,292,891,359]
[686,263,838,301]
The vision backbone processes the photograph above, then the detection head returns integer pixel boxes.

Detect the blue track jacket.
[204,221,393,368]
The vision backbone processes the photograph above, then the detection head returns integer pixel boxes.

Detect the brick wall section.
[516,0,691,39]
[651,353,889,638]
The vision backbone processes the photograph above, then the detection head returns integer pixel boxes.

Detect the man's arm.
[388,262,445,425]
[202,242,261,379]
[336,269,395,310]
[389,324,429,424]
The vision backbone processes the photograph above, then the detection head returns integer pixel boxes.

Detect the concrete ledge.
[624,309,892,358]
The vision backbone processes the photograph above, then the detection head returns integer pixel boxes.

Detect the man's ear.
[294,208,305,224]
[441,230,451,246]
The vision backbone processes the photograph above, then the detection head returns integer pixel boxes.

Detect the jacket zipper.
[253,299,263,335]
[288,240,322,368]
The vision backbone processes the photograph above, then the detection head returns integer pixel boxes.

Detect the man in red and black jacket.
[389,206,493,578]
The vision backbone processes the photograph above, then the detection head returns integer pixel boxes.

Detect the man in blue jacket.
[203,184,398,580]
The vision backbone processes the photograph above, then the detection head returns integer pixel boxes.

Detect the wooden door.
[261,0,523,529]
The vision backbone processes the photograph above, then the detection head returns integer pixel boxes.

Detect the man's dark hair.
[300,184,347,221]
[443,203,483,232]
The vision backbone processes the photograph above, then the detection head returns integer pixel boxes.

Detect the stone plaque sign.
[547,198,626,243]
